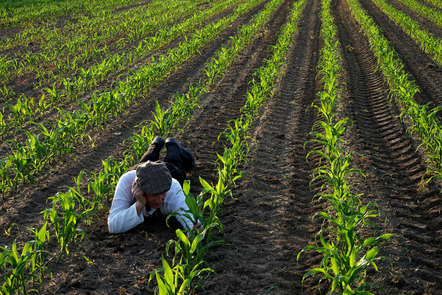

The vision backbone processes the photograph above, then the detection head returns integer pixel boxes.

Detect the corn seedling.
[297,0,394,293]
[346,0,442,179]
[43,188,91,262]
[0,222,50,295]
[371,0,441,66]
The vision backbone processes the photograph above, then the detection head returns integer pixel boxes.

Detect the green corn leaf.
[176,229,190,248]
[12,241,18,262]
[365,246,378,260]
[190,233,203,254]
[362,237,377,247]
[199,176,213,192]
[330,256,339,275]
[371,260,379,272]
[184,194,198,218]
[350,248,356,268]
[161,257,174,292]
[155,271,168,295]
[377,234,394,240]
[319,231,332,249]
[21,242,32,256]
[316,211,331,220]
[36,222,49,244]
[178,278,192,293]
[303,267,332,280]
[182,180,191,195]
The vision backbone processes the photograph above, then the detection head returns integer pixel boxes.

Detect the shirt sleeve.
[108,171,144,234]
[160,179,195,231]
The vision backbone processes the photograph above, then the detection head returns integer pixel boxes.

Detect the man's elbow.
[108,217,122,234]
[108,223,117,234]
[108,224,126,234]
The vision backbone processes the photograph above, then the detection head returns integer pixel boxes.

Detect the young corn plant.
[26,223,51,286]
[297,0,393,293]
[1,240,39,294]
[346,0,442,180]
[183,180,226,240]
[0,223,50,295]
[149,100,175,138]
[0,0,266,197]
[0,156,14,197]
[87,170,115,210]
[149,244,213,295]
[43,188,92,262]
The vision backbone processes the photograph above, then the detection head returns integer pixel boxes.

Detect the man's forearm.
[108,204,144,233]
[136,201,146,216]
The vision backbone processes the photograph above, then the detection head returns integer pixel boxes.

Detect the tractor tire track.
[387,0,442,39]
[357,0,442,109]
[199,0,325,293]
[335,0,442,293]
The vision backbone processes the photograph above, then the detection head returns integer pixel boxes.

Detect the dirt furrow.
[416,0,442,12]
[357,0,442,109]
[387,0,442,39]
[33,0,297,293]
[199,0,326,293]
[183,0,294,192]
[0,0,255,153]
[335,0,442,293]
[0,0,271,246]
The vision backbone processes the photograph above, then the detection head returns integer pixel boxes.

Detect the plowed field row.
[335,0,440,292]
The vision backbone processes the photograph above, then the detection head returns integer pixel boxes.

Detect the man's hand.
[132,181,147,215]
[187,222,203,237]
[192,222,202,230]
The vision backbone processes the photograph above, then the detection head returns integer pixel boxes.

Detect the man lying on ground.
[108,136,201,234]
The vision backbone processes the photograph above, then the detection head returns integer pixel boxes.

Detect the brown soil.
[0,0,250,161]
[415,0,442,12]
[357,0,442,108]
[0,0,441,294]
[386,0,442,39]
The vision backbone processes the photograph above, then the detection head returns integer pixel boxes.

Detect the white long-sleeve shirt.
[108,170,194,234]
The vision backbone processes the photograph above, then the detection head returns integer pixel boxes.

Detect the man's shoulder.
[119,170,136,184]
[167,179,184,196]
[170,178,182,189]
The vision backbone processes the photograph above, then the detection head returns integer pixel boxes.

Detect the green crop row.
[0,0,212,86]
[424,0,442,10]
[0,0,293,291]
[0,0,144,27]
[347,0,442,180]
[0,0,241,139]
[396,0,442,27]
[371,0,442,66]
[297,0,393,293]
[0,0,264,197]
